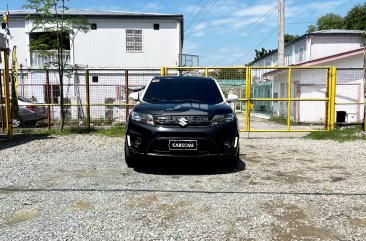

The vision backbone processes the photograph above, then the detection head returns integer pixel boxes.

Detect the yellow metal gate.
[163,66,336,132]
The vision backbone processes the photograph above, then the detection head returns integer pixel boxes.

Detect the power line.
[286,21,316,24]
[184,0,211,33]
[212,6,278,65]
[230,28,277,66]
[185,0,217,39]
[185,0,203,25]
[201,5,278,59]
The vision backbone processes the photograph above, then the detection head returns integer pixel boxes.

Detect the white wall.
[72,19,180,68]
[310,36,362,60]
[1,19,28,68]
[2,16,181,69]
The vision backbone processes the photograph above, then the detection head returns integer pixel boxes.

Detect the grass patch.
[16,125,126,138]
[305,125,366,142]
[269,116,288,125]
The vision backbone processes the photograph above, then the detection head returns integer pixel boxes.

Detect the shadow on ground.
[0,134,55,151]
[133,158,246,175]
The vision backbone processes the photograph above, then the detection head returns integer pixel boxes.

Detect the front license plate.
[169,140,197,150]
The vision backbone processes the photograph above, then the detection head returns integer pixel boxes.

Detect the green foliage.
[343,3,366,30]
[307,25,317,33]
[269,115,288,125]
[317,13,344,30]
[210,68,246,80]
[23,0,90,69]
[254,48,274,61]
[305,126,366,142]
[284,34,299,43]
[23,0,90,131]
[308,3,366,32]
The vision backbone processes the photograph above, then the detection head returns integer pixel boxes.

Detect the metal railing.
[162,66,340,132]
[1,66,365,139]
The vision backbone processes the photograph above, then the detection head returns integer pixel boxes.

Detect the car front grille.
[154,115,212,127]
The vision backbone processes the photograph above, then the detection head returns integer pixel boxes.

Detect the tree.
[254,48,273,61]
[317,13,344,30]
[307,25,317,33]
[343,3,366,30]
[284,34,299,43]
[24,0,90,131]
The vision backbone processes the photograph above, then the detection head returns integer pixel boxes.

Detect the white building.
[0,9,183,123]
[250,30,365,124]
[1,9,184,68]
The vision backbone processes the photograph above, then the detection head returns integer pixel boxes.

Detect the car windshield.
[142,77,224,104]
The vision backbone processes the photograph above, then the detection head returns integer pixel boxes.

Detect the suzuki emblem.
[178,117,188,127]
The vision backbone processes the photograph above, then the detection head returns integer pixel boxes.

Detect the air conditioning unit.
[0,33,6,49]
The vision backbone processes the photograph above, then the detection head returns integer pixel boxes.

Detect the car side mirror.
[129,92,139,101]
[227,94,238,103]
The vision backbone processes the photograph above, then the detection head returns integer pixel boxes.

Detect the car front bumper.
[125,120,239,160]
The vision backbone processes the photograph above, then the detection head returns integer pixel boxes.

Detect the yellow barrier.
[163,66,336,133]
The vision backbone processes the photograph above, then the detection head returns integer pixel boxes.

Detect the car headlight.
[211,113,235,126]
[131,111,155,126]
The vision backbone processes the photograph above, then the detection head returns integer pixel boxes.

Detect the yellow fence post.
[160,67,165,76]
[330,66,337,130]
[245,66,251,132]
[85,69,91,130]
[205,68,209,77]
[287,67,292,131]
[3,49,12,139]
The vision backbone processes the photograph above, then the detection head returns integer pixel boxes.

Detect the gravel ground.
[0,134,366,240]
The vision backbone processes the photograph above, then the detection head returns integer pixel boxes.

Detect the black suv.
[125,76,239,167]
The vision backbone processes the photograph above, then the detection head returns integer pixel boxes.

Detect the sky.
[1,0,365,66]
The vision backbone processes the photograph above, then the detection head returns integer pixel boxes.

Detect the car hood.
[133,102,234,116]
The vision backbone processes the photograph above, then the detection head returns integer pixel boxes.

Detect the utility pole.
[278,0,285,66]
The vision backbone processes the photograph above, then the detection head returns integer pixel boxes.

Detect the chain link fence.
[0,68,160,133]
[1,67,364,136]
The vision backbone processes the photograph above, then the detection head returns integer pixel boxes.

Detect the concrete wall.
[310,36,362,60]
[72,19,181,68]
[1,17,181,69]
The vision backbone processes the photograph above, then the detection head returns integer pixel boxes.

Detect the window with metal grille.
[126,29,143,52]
[298,48,304,62]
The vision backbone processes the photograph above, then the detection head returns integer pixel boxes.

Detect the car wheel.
[124,141,137,168]
[11,119,22,128]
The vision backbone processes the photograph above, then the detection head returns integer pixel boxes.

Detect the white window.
[285,53,291,65]
[126,29,143,52]
[298,48,304,62]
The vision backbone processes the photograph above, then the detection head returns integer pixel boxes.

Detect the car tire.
[225,147,240,168]
[124,141,137,168]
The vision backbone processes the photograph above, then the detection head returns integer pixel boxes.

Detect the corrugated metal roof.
[311,29,365,34]
[1,9,180,17]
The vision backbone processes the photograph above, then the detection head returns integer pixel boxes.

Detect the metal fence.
[1,66,365,138]
[164,66,339,132]
[0,68,160,135]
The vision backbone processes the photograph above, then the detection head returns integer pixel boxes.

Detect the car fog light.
[223,140,233,149]
[134,137,142,147]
